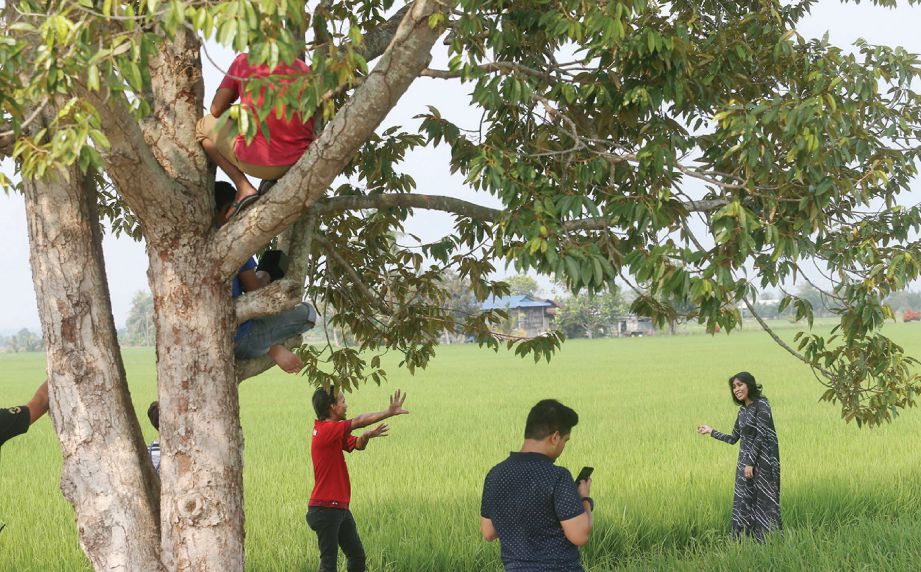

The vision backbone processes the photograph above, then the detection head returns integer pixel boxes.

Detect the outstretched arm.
[353,423,389,451]
[701,415,741,445]
[349,389,409,430]
[27,381,49,424]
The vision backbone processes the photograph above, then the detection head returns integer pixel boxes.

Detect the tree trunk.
[148,240,245,570]
[23,168,162,570]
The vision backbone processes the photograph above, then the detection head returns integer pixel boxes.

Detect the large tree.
[2,0,921,568]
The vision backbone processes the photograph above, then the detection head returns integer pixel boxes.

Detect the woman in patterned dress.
[698,372,781,541]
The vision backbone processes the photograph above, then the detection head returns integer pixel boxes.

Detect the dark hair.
[312,386,338,419]
[524,399,579,440]
[214,181,237,212]
[147,401,159,431]
[729,371,763,406]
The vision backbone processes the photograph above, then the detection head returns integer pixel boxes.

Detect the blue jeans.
[234,302,317,359]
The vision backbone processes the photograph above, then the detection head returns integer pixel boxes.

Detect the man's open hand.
[386,389,409,417]
[364,424,390,440]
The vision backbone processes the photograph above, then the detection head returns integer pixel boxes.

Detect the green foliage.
[419,0,921,425]
[2,1,921,424]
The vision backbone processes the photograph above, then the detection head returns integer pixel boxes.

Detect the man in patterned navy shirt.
[480,399,594,571]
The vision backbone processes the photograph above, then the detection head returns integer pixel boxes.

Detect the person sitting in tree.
[214,181,318,372]
[196,52,316,219]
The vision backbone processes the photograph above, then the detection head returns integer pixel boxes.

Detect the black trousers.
[306,506,366,572]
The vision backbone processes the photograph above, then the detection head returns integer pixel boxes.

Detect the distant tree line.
[885,290,921,314]
[0,328,43,353]
[438,274,921,342]
[119,291,156,347]
[12,282,914,353]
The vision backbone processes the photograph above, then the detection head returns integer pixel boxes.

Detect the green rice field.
[1,320,921,571]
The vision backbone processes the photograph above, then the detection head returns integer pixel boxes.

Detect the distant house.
[613,315,654,337]
[481,295,558,337]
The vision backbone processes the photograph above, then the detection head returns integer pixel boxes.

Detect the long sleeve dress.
[710,397,782,540]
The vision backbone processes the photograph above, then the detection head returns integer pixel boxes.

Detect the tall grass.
[1,321,920,570]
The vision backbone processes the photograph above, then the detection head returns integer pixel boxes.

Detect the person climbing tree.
[196,52,316,219]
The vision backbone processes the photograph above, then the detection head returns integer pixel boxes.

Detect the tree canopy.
[2,4,921,420]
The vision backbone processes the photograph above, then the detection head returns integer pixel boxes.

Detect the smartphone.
[575,466,594,483]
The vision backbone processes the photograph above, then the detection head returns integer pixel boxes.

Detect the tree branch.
[743,298,833,379]
[0,98,49,158]
[141,26,209,192]
[81,90,192,240]
[311,193,726,225]
[215,0,452,278]
[420,61,556,82]
[280,213,317,279]
[312,193,500,220]
[235,335,301,382]
[360,5,413,61]
[0,130,12,158]
[315,235,390,314]
[234,279,303,324]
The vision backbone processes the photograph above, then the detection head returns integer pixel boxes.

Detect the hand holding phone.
[575,466,594,484]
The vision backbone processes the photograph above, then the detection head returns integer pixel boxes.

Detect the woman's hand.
[744,465,754,479]
[697,424,713,435]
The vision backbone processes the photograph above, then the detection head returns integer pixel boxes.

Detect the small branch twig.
[315,235,391,315]
[743,298,833,380]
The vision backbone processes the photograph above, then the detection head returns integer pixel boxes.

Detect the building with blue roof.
[480,295,558,338]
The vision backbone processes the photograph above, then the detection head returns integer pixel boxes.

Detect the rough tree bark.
[23,163,162,570]
[148,238,245,570]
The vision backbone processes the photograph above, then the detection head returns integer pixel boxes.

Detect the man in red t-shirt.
[196,52,316,219]
[307,387,409,572]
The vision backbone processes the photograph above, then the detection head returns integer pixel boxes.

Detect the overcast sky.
[1,1,920,333]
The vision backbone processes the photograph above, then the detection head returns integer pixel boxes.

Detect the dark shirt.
[0,405,30,447]
[232,256,258,341]
[481,452,585,571]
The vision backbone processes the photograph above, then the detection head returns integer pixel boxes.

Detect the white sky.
[1,1,920,333]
